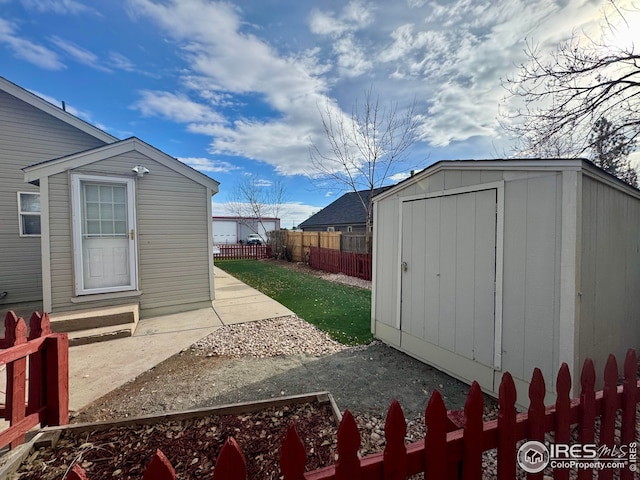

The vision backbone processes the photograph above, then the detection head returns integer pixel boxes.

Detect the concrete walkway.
[66,266,294,412]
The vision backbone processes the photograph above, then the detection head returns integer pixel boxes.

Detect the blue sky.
[1,0,638,228]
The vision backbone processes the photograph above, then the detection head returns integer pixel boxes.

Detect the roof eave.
[23,137,220,193]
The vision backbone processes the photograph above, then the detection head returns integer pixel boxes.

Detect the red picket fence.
[309,246,372,281]
[69,349,640,479]
[0,311,69,450]
[214,244,272,260]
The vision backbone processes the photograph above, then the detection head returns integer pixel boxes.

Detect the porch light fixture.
[132,165,150,178]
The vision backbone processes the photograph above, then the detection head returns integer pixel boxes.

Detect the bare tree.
[225,176,286,243]
[309,87,423,251]
[500,6,640,171]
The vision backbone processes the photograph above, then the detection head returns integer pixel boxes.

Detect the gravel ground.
[72,264,499,474]
[74,315,496,442]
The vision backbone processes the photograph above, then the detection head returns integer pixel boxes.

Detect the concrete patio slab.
[2,266,295,414]
[64,267,294,411]
[68,307,222,412]
[212,266,294,325]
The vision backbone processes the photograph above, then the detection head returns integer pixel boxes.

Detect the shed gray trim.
[0,76,118,144]
[373,159,640,203]
[23,137,220,193]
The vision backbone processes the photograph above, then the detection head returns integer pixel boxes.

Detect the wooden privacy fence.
[68,349,640,479]
[0,311,69,450]
[214,244,272,260]
[286,231,341,262]
[309,246,372,281]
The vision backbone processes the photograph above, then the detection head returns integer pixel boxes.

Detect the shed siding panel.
[0,90,105,304]
[501,174,560,383]
[373,196,399,328]
[424,198,441,342]
[438,195,457,352]
[579,176,640,374]
[521,175,558,382]
[501,179,527,378]
[454,193,476,359]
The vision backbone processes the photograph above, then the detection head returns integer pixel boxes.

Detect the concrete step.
[67,325,133,347]
[49,303,139,346]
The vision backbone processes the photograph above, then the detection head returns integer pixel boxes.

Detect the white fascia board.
[23,137,220,193]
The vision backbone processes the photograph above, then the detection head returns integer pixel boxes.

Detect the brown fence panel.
[214,244,272,260]
[341,234,368,253]
[286,232,341,262]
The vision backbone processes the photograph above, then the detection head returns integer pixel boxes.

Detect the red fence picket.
[308,246,372,281]
[3,323,639,480]
[0,311,69,451]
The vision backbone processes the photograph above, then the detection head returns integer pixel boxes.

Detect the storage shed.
[371,159,640,402]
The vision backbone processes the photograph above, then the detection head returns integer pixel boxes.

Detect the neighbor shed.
[371,159,640,402]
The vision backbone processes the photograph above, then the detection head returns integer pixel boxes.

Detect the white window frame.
[327,226,335,232]
[17,192,41,237]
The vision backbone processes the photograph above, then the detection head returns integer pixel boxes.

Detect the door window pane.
[82,182,128,237]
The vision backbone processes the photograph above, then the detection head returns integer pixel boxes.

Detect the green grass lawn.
[216,260,372,345]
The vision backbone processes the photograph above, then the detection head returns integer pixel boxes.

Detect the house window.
[18,192,41,236]
[347,226,353,233]
[327,227,335,232]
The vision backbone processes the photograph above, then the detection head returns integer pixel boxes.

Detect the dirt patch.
[73,342,489,425]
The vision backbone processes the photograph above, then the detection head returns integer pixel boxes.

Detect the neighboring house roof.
[212,216,280,222]
[0,76,118,144]
[23,137,220,192]
[299,187,392,229]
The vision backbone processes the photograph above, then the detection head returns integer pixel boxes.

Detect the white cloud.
[333,35,372,77]
[178,157,239,173]
[50,36,111,72]
[128,0,342,175]
[21,0,92,15]
[253,179,272,187]
[309,0,375,36]
[107,52,135,71]
[133,90,225,124]
[126,0,628,174]
[0,17,65,70]
[389,172,410,182]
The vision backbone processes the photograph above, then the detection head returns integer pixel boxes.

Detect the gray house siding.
[0,89,105,305]
[48,151,212,317]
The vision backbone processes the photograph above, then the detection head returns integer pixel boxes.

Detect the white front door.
[72,175,137,294]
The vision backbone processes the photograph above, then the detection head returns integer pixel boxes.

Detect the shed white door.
[400,188,497,367]
[72,175,137,294]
